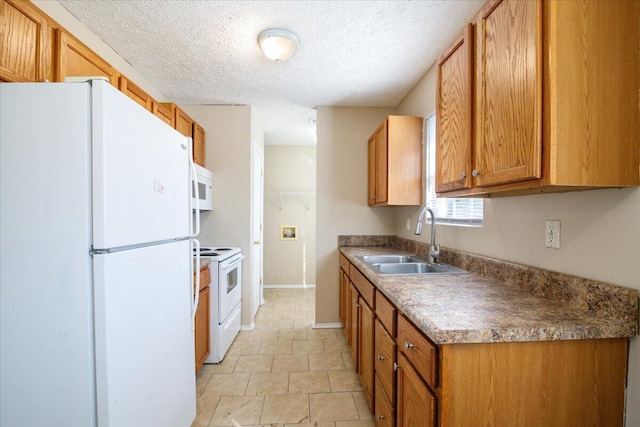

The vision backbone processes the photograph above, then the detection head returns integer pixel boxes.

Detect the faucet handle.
[430,243,441,260]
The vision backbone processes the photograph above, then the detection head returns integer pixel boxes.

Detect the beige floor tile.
[342,352,355,370]
[245,372,290,395]
[352,391,373,420]
[289,371,331,394]
[259,340,293,355]
[190,395,219,427]
[335,420,375,427]
[278,328,308,341]
[309,352,346,371]
[260,393,311,424]
[245,329,280,341]
[285,423,335,427]
[282,310,308,320]
[271,354,310,373]
[201,373,250,396]
[234,355,274,373]
[308,328,338,340]
[323,339,350,353]
[254,310,283,321]
[294,303,310,312]
[198,356,239,375]
[209,395,264,426]
[294,318,314,328]
[310,392,359,422]
[328,370,363,392]
[292,340,325,354]
[226,340,260,356]
[195,371,212,396]
[232,330,251,342]
[268,319,295,329]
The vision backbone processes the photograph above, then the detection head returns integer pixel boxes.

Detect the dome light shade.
[258,28,299,62]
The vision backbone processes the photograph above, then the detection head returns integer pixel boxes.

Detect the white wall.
[395,64,640,427]
[181,105,258,328]
[32,1,168,101]
[315,106,397,324]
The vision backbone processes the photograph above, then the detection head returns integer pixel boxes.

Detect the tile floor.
[192,288,374,427]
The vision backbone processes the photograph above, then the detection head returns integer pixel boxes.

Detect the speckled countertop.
[340,245,638,345]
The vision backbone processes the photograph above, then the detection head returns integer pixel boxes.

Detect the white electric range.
[195,246,243,363]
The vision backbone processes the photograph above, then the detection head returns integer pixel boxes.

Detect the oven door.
[218,253,243,323]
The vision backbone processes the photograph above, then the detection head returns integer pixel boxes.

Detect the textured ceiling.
[59,0,485,145]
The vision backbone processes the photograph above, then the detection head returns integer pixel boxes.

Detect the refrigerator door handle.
[188,137,200,238]
[191,238,201,331]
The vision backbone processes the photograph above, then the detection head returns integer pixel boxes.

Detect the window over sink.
[425,113,483,226]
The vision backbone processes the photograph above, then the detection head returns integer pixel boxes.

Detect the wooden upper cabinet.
[1,0,50,82]
[368,116,422,206]
[436,23,474,193]
[436,0,639,197]
[55,29,117,86]
[192,122,205,167]
[175,107,194,138]
[153,102,175,127]
[119,75,153,112]
[475,0,542,188]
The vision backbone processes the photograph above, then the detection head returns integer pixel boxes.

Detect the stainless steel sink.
[371,262,468,275]
[359,254,425,264]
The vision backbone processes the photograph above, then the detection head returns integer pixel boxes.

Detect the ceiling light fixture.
[258,28,299,62]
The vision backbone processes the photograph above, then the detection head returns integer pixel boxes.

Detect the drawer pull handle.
[377,355,384,361]
[404,342,415,350]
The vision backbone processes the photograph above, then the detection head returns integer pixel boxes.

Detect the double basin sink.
[358,254,468,275]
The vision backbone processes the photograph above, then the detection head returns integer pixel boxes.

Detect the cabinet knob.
[460,172,467,179]
[393,362,399,371]
[404,342,415,350]
[472,169,480,177]
[377,415,384,420]
[377,355,384,361]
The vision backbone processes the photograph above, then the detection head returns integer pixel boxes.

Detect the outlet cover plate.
[545,220,561,249]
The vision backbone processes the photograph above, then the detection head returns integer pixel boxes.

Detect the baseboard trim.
[240,321,255,331]
[312,322,343,329]
[263,284,316,289]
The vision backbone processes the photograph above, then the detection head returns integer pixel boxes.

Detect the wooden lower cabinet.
[348,282,359,370]
[374,374,394,427]
[194,266,211,372]
[397,352,436,427]
[358,296,375,411]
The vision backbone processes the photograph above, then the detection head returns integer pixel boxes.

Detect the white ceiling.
[59,0,485,146]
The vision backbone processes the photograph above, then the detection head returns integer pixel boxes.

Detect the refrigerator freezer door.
[93,240,196,426]
[91,80,190,250]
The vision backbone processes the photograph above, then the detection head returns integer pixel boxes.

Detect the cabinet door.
[192,122,205,167]
[475,0,542,187]
[194,286,210,372]
[367,135,377,205]
[175,107,194,138]
[119,75,153,112]
[153,102,175,127]
[339,268,347,327]
[348,282,359,370]
[55,29,117,86]
[375,374,395,427]
[436,24,474,193]
[374,122,388,204]
[358,297,375,411]
[375,319,396,405]
[397,352,436,427]
[1,0,50,82]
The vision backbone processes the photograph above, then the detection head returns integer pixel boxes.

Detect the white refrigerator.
[0,80,199,426]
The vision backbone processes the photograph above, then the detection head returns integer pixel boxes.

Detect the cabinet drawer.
[375,319,396,404]
[374,374,395,427]
[349,265,375,308]
[339,253,350,273]
[397,314,437,389]
[375,291,396,335]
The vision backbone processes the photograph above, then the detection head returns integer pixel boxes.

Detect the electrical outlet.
[545,220,561,249]
[405,218,411,231]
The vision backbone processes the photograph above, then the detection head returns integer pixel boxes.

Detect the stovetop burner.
[194,246,241,261]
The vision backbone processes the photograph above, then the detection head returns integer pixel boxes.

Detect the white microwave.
[192,164,212,211]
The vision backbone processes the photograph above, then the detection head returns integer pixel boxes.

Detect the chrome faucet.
[415,206,440,263]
